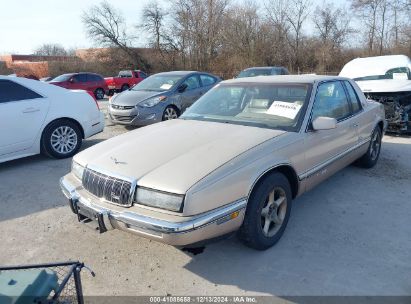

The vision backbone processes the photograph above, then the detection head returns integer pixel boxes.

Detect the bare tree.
[141,1,168,50]
[33,44,69,56]
[171,0,230,70]
[82,1,149,70]
[285,0,312,71]
[351,0,384,54]
[265,0,292,66]
[313,2,354,72]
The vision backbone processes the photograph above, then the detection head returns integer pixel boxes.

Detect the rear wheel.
[356,126,382,168]
[239,172,292,250]
[121,84,130,91]
[162,106,179,121]
[41,119,82,159]
[94,88,105,100]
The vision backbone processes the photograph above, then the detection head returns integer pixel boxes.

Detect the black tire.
[41,119,82,159]
[356,126,382,168]
[162,106,179,121]
[239,172,292,250]
[94,88,105,100]
[121,84,130,91]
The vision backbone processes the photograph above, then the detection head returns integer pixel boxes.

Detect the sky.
[0,0,348,55]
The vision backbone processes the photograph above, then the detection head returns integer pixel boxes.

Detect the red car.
[49,72,108,100]
[105,70,148,95]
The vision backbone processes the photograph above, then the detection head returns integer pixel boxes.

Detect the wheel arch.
[377,120,384,134]
[167,104,181,116]
[41,117,85,141]
[249,164,300,200]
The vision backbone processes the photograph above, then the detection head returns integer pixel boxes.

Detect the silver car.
[108,71,221,126]
[61,75,386,250]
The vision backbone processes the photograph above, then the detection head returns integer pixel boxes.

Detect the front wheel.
[41,120,82,159]
[239,172,292,250]
[162,106,179,121]
[356,126,382,168]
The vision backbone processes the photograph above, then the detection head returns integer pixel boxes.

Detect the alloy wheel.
[260,187,288,238]
[163,107,178,120]
[369,130,381,161]
[96,89,104,99]
[50,126,78,154]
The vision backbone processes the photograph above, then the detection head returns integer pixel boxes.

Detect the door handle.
[22,107,40,113]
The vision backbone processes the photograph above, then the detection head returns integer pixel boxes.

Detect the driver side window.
[311,81,351,122]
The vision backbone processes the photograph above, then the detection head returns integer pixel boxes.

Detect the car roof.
[243,66,286,70]
[154,71,204,76]
[224,74,350,84]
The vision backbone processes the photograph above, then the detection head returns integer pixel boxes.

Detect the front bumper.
[108,104,164,126]
[60,175,246,246]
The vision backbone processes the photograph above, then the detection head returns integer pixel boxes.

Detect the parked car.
[60,75,385,250]
[0,76,104,163]
[40,76,53,82]
[339,55,411,133]
[108,71,221,126]
[49,73,108,100]
[237,66,289,78]
[105,70,148,95]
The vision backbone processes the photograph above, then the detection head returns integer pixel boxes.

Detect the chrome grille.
[82,167,134,206]
[111,104,135,110]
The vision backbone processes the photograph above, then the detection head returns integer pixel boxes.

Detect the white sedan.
[0,76,105,163]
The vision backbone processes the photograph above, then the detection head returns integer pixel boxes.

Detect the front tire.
[41,120,82,159]
[239,172,292,250]
[162,106,179,121]
[356,126,382,168]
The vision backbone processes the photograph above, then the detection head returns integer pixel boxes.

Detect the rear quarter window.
[0,80,42,103]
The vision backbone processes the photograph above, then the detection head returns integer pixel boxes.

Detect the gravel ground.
[0,100,410,297]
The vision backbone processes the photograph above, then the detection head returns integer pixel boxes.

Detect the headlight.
[134,187,184,212]
[71,161,85,180]
[139,96,167,108]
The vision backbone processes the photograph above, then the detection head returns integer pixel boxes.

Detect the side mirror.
[178,83,188,93]
[69,78,74,83]
[312,116,337,131]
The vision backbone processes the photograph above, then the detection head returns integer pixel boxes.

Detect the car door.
[71,74,88,91]
[199,74,218,94]
[179,74,203,111]
[0,79,49,156]
[302,80,358,191]
[343,80,366,142]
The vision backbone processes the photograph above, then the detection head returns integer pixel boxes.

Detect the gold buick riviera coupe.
[60,75,386,250]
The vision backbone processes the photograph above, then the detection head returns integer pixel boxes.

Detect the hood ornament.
[111,157,127,165]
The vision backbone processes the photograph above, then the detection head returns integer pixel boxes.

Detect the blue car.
[108,71,221,126]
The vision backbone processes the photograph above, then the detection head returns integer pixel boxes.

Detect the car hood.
[111,89,165,106]
[74,119,286,194]
[357,79,411,93]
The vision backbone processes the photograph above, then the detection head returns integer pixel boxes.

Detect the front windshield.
[181,83,311,131]
[132,74,183,92]
[238,68,272,78]
[51,74,72,82]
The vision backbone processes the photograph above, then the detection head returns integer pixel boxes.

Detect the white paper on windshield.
[160,84,173,90]
[266,101,302,119]
[392,73,408,80]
